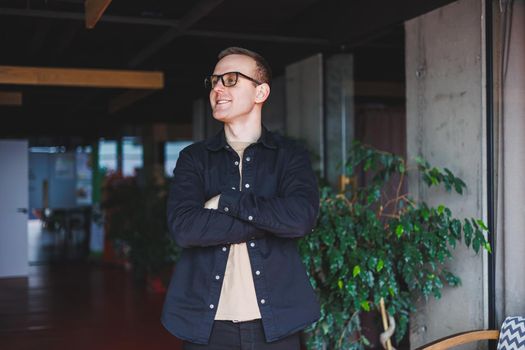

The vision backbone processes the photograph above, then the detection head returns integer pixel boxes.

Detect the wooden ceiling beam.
[0,91,22,106]
[85,0,112,29]
[0,66,164,89]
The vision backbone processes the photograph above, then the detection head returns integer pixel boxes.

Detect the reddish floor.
[0,262,182,350]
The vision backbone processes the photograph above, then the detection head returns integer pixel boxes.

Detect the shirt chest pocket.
[203,150,282,199]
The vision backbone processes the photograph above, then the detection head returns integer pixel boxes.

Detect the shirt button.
[224,207,229,212]
[246,156,251,162]
[215,275,220,280]
[222,247,227,252]
[260,299,266,304]
[209,304,215,309]
[231,187,236,190]
[248,215,253,221]
[250,242,255,248]
[245,183,250,188]
[255,270,261,275]
[234,161,239,166]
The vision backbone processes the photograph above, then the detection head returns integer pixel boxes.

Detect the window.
[122,137,143,176]
[98,139,117,173]
[165,141,193,176]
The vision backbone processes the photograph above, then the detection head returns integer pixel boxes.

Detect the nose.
[212,80,225,93]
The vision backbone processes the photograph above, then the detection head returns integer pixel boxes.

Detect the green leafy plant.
[102,171,181,285]
[298,140,490,350]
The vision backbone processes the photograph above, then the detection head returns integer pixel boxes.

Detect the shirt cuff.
[217,188,242,217]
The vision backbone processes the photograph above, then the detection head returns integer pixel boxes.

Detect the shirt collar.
[205,124,278,151]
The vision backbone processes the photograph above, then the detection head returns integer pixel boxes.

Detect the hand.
[204,194,221,210]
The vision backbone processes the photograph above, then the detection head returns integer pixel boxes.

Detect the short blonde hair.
[217,47,272,85]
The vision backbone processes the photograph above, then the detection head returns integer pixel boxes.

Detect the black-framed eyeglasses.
[204,71,262,89]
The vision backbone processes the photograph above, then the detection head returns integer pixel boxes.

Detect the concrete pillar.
[192,98,206,142]
[262,76,286,134]
[285,54,324,176]
[325,54,354,190]
[496,0,525,322]
[405,0,487,347]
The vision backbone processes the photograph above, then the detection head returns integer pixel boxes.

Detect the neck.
[224,119,262,143]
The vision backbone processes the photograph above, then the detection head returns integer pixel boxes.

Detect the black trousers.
[182,320,301,350]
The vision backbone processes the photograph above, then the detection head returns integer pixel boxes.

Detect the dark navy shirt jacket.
[161,126,321,345]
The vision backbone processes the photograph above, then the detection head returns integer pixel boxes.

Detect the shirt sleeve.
[167,148,262,248]
[217,146,319,238]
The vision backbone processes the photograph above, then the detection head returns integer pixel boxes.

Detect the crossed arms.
[167,147,319,248]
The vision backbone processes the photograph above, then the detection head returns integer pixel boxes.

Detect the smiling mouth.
[216,100,231,105]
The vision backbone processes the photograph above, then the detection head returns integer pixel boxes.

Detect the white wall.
[0,140,29,278]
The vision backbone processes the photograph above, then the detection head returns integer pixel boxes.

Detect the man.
[161,47,320,350]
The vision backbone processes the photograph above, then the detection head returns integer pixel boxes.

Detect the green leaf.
[437,205,445,215]
[360,300,370,312]
[367,188,381,204]
[321,321,329,335]
[476,219,488,231]
[464,220,473,246]
[453,180,464,194]
[353,265,361,277]
[338,279,343,290]
[376,259,384,272]
[472,236,481,253]
[421,208,430,221]
[396,224,404,238]
[450,219,461,239]
[415,155,428,168]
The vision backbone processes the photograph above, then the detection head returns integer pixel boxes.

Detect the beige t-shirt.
[214,141,261,322]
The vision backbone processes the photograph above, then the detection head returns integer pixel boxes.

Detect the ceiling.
[0,0,455,141]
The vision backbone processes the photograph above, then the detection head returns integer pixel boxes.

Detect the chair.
[417,316,525,350]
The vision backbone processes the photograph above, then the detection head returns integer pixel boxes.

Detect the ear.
[254,83,270,103]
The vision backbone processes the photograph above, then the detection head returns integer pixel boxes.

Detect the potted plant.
[298,140,490,350]
[102,170,180,288]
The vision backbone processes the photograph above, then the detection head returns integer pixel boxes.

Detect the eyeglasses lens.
[206,72,240,89]
[222,72,238,87]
